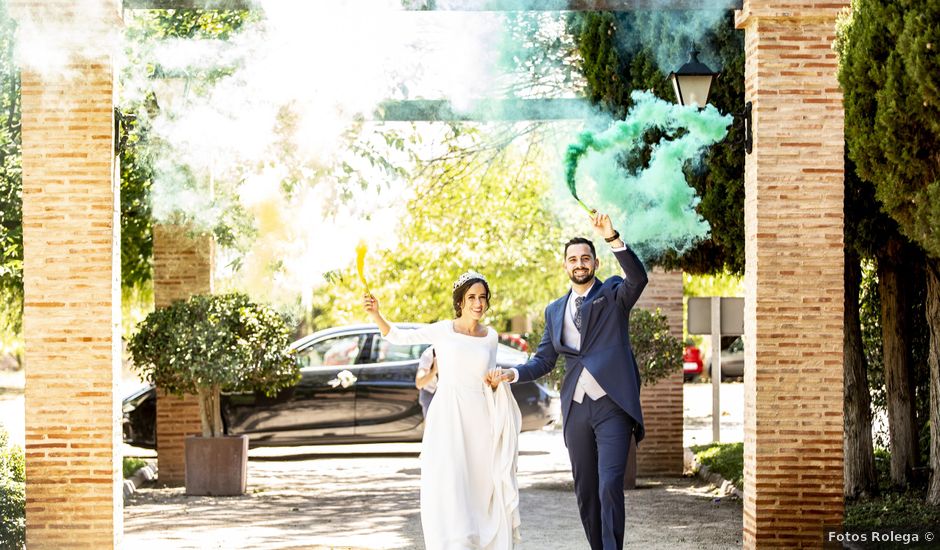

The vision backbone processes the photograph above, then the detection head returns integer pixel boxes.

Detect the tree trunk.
[196,385,224,438]
[844,248,877,497]
[879,237,918,487]
[925,259,940,505]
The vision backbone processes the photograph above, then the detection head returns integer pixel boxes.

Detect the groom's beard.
[568,268,594,285]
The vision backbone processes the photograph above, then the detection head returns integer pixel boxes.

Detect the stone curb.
[123,464,157,501]
[687,448,743,500]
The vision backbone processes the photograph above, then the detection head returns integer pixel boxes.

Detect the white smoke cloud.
[117,3,545,304]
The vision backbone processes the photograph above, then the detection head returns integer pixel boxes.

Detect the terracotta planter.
[185,435,248,496]
[623,433,638,490]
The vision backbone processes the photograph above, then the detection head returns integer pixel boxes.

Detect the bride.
[363,271,522,550]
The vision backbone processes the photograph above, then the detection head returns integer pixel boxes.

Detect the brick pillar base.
[736,3,847,547]
[15,3,123,547]
[152,225,214,486]
[635,269,684,476]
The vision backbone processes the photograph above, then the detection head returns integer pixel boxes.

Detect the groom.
[493,212,647,550]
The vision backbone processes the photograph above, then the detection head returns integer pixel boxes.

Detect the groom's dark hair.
[564,237,596,259]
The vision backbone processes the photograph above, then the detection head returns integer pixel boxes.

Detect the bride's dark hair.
[452,278,491,318]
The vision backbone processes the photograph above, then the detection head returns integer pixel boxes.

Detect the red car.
[683,344,704,381]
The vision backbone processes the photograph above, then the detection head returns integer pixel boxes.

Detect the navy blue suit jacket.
[514,247,648,443]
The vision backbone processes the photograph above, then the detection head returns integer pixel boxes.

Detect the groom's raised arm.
[510,310,559,384]
[612,246,648,313]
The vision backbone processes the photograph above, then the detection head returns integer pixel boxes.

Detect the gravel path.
[124,431,742,549]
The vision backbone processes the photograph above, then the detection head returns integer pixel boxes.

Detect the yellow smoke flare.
[356,240,370,293]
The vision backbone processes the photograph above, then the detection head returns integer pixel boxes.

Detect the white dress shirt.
[565,281,607,403]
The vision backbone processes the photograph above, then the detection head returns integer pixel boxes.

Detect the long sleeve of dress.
[383,320,446,346]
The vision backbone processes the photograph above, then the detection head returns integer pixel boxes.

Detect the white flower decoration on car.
[328,369,358,388]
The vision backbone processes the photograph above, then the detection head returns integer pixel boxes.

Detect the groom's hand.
[592,212,624,247]
[484,368,514,389]
[591,212,617,241]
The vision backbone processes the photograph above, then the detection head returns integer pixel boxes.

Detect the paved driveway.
[0,380,745,549]
[683,381,744,447]
[124,430,743,550]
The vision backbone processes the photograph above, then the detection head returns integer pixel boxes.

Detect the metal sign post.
[688,296,744,443]
[710,297,721,442]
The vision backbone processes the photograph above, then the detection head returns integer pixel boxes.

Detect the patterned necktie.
[574,296,584,332]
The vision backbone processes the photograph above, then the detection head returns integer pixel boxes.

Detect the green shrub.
[128,292,300,438]
[123,457,149,479]
[691,441,744,489]
[845,490,940,530]
[630,308,684,387]
[689,441,940,529]
[0,427,25,549]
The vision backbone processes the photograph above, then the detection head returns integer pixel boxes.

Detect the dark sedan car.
[123,324,560,448]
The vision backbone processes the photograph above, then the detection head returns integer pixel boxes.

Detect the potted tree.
[625,307,684,489]
[128,292,299,496]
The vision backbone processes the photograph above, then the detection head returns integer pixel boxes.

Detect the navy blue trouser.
[566,395,636,550]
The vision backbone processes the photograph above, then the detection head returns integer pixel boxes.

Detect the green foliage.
[568,11,745,275]
[127,292,299,398]
[691,441,743,489]
[631,308,684,386]
[0,1,22,351]
[0,9,256,349]
[526,306,682,390]
[682,271,743,298]
[699,439,940,529]
[0,427,24,550]
[523,313,565,390]
[859,260,888,447]
[128,8,254,41]
[839,4,938,497]
[119,9,259,287]
[838,0,940,259]
[497,12,585,99]
[859,258,932,454]
[123,457,149,479]
[119,111,155,290]
[309,129,569,331]
[846,489,940,530]
[844,154,899,261]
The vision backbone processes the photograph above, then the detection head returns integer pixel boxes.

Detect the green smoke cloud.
[565,90,731,262]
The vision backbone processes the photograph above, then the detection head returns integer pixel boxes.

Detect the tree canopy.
[838,0,940,503]
[568,11,745,275]
[838,0,940,259]
[310,124,575,330]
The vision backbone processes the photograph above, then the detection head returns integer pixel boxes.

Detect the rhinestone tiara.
[453,271,487,291]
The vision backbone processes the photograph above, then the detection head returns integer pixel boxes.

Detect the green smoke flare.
[565,90,732,262]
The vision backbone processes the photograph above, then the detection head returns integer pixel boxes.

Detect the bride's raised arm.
[363,293,393,335]
[363,293,442,345]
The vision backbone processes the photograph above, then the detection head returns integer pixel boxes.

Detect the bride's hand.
[484,369,504,390]
[363,293,380,316]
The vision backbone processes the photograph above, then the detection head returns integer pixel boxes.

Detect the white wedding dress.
[385,321,522,550]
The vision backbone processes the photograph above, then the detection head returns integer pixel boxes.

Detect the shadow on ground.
[124,432,742,549]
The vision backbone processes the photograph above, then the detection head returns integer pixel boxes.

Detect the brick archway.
[12,0,847,547]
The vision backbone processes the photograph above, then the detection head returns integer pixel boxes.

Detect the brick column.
[736,3,847,547]
[635,269,684,475]
[13,2,123,548]
[152,225,214,486]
